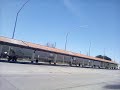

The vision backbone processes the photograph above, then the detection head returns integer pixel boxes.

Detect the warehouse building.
[0,36,118,69]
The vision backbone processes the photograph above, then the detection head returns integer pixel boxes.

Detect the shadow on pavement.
[104,84,120,89]
[0,59,69,67]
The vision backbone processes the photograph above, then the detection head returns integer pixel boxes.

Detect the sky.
[0,0,120,63]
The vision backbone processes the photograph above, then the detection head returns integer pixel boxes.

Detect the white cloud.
[63,0,88,29]
[63,0,78,16]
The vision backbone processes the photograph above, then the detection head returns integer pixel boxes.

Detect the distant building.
[0,36,118,69]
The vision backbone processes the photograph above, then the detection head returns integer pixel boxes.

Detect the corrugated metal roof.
[0,36,117,64]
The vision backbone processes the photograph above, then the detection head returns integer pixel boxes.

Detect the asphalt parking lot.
[0,62,120,90]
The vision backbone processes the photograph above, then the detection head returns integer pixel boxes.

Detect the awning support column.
[63,55,65,64]
[92,60,94,68]
[8,46,11,56]
[0,45,3,58]
[70,57,73,66]
[54,54,57,65]
[31,50,35,63]
[82,59,84,67]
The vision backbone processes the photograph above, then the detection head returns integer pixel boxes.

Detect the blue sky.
[1,0,120,63]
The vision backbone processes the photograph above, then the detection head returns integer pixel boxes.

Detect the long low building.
[0,36,118,69]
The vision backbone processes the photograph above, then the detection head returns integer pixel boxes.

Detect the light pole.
[12,0,30,39]
[103,48,106,59]
[64,32,69,50]
[63,32,69,64]
[63,25,87,64]
[80,51,81,54]
[64,25,88,51]
[88,41,91,56]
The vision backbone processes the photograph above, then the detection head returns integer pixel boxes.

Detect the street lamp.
[64,25,88,51]
[88,41,91,56]
[12,0,30,39]
[64,32,70,50]
[102,48,106,59]
[62,32,69,64]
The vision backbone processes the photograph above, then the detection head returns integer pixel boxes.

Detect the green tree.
[96,55,111,61]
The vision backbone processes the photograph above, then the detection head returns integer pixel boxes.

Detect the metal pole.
[63,55,65,64]
[31,50,35,63]
[64,25,88,51]
[88,41,91,56]
[65,32,69,50]
[103,48,105,59]
[0,45,3,58]
[54,42,56,48]
[12,0,30,39]
[80,51,81,54]
[54,54,57,64]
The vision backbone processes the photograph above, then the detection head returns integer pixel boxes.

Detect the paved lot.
[0,62,120,90]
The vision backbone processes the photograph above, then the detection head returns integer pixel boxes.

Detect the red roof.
[0,36,117,64]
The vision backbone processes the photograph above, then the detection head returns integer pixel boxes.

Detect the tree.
[46,42,56,48]
[96,55,112,61]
